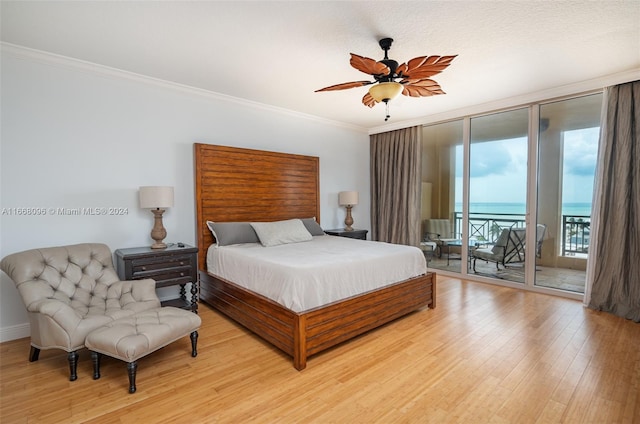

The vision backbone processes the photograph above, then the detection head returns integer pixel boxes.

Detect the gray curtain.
[370,126,421,246]
[587,80,640,322]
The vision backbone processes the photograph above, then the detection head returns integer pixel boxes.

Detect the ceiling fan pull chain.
[385,101,391,121]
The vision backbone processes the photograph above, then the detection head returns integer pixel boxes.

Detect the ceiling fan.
[315,38,456,121]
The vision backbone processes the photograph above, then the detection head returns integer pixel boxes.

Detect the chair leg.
[127,361,138,394]
[29,346,40,362]
[68,351,78,381]
[91,351,101,380]
[190,331,199,357]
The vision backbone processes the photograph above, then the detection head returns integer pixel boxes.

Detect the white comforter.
[206,235,427,312]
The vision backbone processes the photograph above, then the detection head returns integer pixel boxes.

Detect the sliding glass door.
[420,120,463,273]
[421,109,530,282]
[421,93,602,298]
[468,108,529,283]
[535,93,602,293]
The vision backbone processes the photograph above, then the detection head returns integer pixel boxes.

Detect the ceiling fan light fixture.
[368,82,403,102]
[314,38,456,121]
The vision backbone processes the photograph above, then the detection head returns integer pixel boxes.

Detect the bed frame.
[194,143,435,370]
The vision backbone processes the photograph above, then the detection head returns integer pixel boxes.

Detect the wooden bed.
[194,143,435,370]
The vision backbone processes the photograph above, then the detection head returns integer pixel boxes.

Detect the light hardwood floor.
[1,276,638,423]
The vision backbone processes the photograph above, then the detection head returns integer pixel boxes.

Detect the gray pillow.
[206,221,259,246]
[301,218,325,236]
[250,219,313,247]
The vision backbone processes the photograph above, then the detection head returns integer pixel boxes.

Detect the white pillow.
[250,219,313,247]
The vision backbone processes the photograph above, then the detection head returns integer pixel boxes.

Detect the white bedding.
[206,234,427,312]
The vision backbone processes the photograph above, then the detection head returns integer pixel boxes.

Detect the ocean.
[455,202,592,217]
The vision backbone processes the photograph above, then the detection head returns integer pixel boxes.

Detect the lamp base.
[149,209,168,249]
[344,205,354,231]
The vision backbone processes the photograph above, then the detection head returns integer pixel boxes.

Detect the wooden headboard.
[194,143,320,271]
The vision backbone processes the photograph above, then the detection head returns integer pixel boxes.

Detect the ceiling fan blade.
[350,53,390,76]
[401,79,446,97]
[315,81,373,92]
[362,92,377,108]
[315,40,455,111]
[397,55,457,80]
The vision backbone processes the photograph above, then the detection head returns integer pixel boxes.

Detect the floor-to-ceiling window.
[421,93,603,297]
[421,120,463,273]
[468,108,529,284]
[535,93,602,293]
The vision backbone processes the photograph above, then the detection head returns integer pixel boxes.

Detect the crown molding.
[5,42,635,137]
[1,42,367,134]
[369,68,640,135]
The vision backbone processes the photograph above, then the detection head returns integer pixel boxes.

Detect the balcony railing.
[453,212,526,244]
[452,212,591,256]
[562,215,590,255]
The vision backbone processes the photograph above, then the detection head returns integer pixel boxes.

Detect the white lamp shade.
[339,191,359,206]
[139,186,174,209]
[368,82,403,102]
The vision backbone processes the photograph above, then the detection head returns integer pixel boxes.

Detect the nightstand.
[324,228,368,240]
[115,244,199,313]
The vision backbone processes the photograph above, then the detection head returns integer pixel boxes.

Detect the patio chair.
[423,219,460,257]
[536,224,547,258]
[420,241,437,264]
[471,226,527,272]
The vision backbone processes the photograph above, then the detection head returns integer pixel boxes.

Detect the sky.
[561,127,600,203]
[455,127,599,205]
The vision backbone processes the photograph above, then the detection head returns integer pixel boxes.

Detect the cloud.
[456,138,526,178]
[565,159,596,176]
[456,129,598,179]
[563,128,599,176]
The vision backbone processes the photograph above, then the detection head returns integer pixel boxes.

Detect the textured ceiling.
[2,1,639,131]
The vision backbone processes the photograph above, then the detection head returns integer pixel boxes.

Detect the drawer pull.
[179,261,185,265]
[141,266,146,271]
[180,272,185,277]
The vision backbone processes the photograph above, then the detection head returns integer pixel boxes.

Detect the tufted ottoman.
[85,307,201,393]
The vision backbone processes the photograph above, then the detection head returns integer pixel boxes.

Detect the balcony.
[424,212,590,293]
[452,212,591,256]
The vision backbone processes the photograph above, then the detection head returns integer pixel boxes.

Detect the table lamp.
[139,186,174,249]
[339,191,358,231]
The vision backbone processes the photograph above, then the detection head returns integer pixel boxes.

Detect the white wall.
[0,48,370,341]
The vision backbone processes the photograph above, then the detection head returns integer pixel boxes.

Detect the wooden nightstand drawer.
[131,267,194,287]
[130,254,194,275]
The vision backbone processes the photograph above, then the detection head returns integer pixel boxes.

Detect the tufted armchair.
[0,243,161,381]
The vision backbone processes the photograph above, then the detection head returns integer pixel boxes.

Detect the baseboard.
[0,323,30,343]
